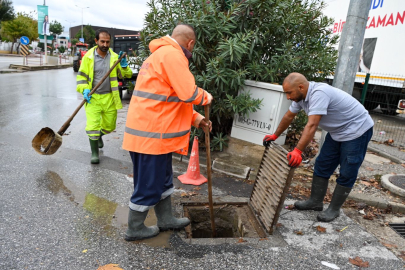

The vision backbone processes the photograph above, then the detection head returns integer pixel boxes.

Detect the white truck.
[323,0,405,115]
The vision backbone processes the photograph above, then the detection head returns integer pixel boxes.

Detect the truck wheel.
[363,93,380,111]
[380,102,399,115]
[380,95,399,115]
[73,61,79,72]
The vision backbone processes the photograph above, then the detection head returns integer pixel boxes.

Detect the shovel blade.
[32,127,63,155]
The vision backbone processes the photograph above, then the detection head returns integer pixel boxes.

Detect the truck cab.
[72,42,89,72]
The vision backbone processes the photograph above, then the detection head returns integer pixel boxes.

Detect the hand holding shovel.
[32,52,127,155]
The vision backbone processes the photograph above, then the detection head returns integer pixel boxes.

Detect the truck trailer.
[323,0,405,115]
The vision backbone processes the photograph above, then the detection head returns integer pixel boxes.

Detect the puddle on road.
[36,170,173,248]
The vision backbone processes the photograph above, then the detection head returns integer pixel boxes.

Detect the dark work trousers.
[314,127,373,188]
[129,152,174,212]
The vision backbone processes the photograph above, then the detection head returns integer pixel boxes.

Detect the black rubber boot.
[98,134,104,149]
[317,184,352,222]
[125,209,159,241]
[155,196,190,231]
[89,139,99,164]
[294,175,329,211]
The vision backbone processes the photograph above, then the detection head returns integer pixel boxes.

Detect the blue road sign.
[20,36,30,45]
[79,38,84,43]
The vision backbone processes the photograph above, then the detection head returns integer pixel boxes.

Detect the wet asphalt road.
[0,56,25,69]
[0,68,258,269]
[1,68,404,270]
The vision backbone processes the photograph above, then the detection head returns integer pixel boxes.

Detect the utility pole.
[44,0,47,64]
[318,0,372,150]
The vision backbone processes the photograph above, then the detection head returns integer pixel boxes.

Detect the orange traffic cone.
[178,136,207,185]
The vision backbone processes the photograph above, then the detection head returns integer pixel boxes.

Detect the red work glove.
[263,134,278,147]
[287,148,302,167]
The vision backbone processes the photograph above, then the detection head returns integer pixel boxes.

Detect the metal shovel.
[32,52,127,155]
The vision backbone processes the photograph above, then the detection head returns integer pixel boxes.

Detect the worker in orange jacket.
[122,24,213,241]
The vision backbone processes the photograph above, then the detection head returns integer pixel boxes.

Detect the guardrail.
[25,53,43,66]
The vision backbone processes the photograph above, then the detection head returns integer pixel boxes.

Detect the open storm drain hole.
[182,203,266,239]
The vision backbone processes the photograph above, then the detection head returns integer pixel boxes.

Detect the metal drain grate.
[389,223,405,238]
[249,142,295,234]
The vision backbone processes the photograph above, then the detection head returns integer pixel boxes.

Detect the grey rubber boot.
[125,209,159,241]
[294,175,329,211]
[154,196,190,231]
[317,184,352,222]
[98,134,104,149]
[89,139,99,164]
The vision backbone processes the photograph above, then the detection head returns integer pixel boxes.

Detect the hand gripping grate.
[249,142,296,234]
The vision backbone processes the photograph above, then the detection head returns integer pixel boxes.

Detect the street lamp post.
[65,20,75,38]
[75,5,89,41]
[65,20,76,56]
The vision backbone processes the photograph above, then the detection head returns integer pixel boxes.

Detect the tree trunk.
[10,42,14,54]
[16,43,21,55]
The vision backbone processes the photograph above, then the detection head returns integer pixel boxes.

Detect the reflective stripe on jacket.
[122,36,210,155]
[76,46,132,110]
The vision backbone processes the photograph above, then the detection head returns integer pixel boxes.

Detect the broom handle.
[204,105,216,237]
[57,52,127,135]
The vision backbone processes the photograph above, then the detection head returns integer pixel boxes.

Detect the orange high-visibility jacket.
[122,36,210,155]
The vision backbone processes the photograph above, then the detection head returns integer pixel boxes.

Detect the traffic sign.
[79,38,84,42]
[20,45,29,56]
[20,36,29,45]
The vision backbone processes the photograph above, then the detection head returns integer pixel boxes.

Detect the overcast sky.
[12,0,150,36]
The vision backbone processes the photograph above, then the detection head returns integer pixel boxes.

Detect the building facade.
[69,25,140,42]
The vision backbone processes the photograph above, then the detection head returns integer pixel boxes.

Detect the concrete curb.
[1,64,73,74]
[212,158,250,179]
[0,53,23,57]
[0,69,26,74]
[348,190,405,214]
[381,174,405,197]
[8,64,73,71]
[368,145,405,164]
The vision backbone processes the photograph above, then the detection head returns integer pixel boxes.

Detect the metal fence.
[25,53,43,66]
[328,73,405,147]
[59,55,71,64]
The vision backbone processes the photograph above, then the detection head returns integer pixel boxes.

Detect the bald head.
[283,73,308,89]
[171,24,196,52]
[282,73,309,102]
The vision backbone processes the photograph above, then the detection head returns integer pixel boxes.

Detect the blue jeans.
[314,127,373,188]
[129,152,174,212]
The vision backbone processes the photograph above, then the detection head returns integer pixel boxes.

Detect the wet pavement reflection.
[36,169,173,248]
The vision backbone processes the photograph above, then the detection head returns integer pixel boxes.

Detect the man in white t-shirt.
[263,73,374,222]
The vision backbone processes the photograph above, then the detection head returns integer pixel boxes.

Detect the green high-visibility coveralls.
[76,47,132,140]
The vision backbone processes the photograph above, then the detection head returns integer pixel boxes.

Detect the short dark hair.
[95,29,111,40]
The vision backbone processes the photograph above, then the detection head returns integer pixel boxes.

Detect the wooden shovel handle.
[57,52,127,135]
[204,105,216,237]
